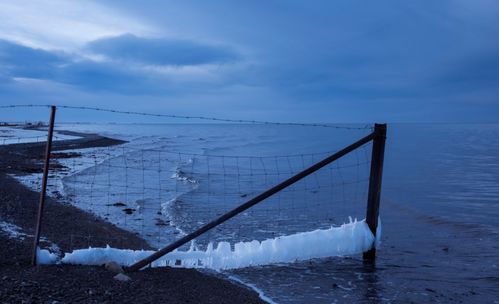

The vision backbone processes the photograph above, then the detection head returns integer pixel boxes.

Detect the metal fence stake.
[363,123,387,261]
[31,105,56,266]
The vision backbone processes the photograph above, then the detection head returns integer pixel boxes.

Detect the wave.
[170,167,198,184]
[160,198,188,236]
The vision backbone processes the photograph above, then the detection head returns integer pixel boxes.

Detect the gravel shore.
[0,129,265,303]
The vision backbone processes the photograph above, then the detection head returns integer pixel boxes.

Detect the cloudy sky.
[1,0,498,122]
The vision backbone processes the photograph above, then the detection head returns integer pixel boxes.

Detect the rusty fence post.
[363,123,387,261]
[31,105,56,266]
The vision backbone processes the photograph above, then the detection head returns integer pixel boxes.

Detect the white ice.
[61,218,379,270]
[0,220,29,240]
[37,247,59,265]
[0,220,61,265]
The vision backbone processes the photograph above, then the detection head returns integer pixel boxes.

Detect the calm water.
[58,123,499,303]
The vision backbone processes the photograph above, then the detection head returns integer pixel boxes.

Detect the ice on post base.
[61,218,379,270]
[36,247,59,265]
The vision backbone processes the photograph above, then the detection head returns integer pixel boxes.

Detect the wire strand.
[0,104,373,130]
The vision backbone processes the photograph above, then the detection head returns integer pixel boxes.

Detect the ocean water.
[54,123,499,303]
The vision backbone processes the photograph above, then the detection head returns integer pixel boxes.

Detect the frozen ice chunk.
[37,247,59,265]
[61,218,378,270]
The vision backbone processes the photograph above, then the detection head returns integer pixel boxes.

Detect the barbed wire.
[0,104,373,130]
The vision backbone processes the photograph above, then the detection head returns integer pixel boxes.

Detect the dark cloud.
[0,36,240,94]
[438,51,499,90]
[57,60,175,94]
[86,34,240,66]
[0,39,67,79]
[55,60,164,93]
[0,39,171,94]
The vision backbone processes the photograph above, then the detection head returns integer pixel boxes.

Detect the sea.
[22,123,499,303]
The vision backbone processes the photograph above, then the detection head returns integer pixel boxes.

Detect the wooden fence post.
[31,105,56,266]
[363,123,386,261]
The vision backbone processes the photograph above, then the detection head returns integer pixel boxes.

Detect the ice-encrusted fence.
[0,105,385,270]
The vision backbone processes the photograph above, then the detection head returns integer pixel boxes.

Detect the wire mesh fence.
[56,145,372,251]
[1,105,379,263]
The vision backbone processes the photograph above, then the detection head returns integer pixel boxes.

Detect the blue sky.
[0,0,498,122]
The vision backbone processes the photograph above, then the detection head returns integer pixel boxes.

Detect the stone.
[105,261,124,274]
[113,273,131,282]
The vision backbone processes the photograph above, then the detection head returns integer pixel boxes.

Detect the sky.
[0,0,498,123]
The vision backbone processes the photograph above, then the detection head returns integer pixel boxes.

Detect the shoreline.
[0,129,265,303]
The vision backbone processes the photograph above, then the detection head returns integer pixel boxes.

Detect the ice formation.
[0,221,29,240]
[37,247,59,265]
[1,220,61,265]
[62,218,379,270]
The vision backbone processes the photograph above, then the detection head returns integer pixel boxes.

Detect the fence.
[0,105,385,269]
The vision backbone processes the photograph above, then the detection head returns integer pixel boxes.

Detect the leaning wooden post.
[363,123,386,261]
[31,105,56,266]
